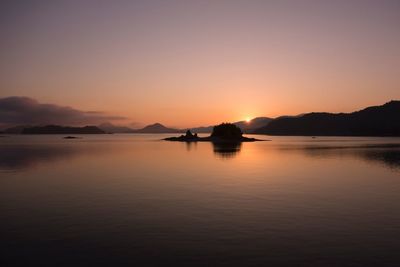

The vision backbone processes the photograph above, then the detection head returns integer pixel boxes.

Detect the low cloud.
[0,96,126,128]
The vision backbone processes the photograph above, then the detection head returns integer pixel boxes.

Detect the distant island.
[22,125,105,134]
[253,100,400,136]
[165,123,262,142]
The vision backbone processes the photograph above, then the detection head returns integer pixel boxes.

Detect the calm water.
[1,134,400,267]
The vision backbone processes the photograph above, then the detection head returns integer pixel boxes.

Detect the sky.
[1,0,400,128]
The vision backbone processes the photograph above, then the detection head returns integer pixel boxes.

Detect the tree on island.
[211,123,243,139]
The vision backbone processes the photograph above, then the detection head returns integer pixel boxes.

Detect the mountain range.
[22,125,105,134]
[96,118,273,134]
[97,122,182,134]
[2,101,399,136]
[132,123,183,133]
[253,100,400,136]
[98,123,136,133]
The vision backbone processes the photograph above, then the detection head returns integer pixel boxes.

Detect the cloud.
[0,96,126,128]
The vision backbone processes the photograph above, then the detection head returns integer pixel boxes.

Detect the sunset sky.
[1,0,400,128]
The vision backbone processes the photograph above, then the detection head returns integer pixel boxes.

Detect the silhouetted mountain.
[235,117,273,132]
[4,125,31,134]
[22,125,105,134]
[191,117,273,133]
[98,122,135,133]
[254,101,400,136]
[190,125,214,133]
[133,123,183,133]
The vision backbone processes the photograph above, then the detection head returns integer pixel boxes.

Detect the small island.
[164,123,263,142]
[63,136,81,139]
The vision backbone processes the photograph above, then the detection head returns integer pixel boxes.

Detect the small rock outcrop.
[164,130,199,142]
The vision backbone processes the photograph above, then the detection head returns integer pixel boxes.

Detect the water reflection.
[2,137,400,172]
[185,141,198,151]
[212,142,242,159]
[362,149,400,169]
[2,136,400,266]
[279,144,400,170]
[0,144,106,172]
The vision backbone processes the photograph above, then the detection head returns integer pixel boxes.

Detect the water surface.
[1,134,400,266]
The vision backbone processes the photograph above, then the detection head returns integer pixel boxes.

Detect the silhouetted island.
[253,100,400,136]
[63,136,81,139]
[165,123,262,142]
[22,125,105,134]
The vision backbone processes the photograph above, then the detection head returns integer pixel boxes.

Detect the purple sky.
[1,0,400,127]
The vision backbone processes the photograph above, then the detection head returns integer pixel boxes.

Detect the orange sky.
[1,1,400,127]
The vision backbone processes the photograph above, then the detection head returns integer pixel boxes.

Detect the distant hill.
[133,123,183,133]
[235,117,273,133]
[190,125,214,133]
[22,125,105,134]
[4,125,31,134]
[191,117,273,133]
[98,122,135,133]
[253,101,400,136]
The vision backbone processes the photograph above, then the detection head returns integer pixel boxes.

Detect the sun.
[245,118,251,123]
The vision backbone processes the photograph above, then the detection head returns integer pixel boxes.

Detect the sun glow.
[245,118,251,123]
